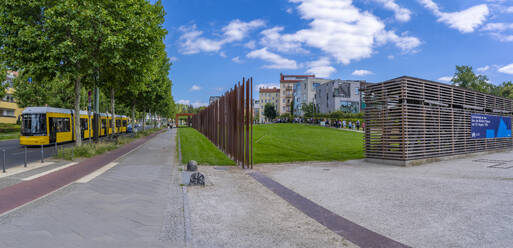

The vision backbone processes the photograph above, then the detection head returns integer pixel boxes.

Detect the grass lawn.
[178,127,235,165]
[253,124,364,164]
[178,124,363,165]
[0,132,20,141]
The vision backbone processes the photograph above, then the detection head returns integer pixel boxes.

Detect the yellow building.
[259,87,280,123]
[0,71,23,124]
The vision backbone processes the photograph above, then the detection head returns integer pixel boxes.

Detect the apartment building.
[259,87,280,122]
[279,74,315,115]
[253,99,260,123]
[315,79,366,114]
[0,71,23,124]
[293,77,330,116]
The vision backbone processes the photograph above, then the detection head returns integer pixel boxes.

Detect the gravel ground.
[256,150,513,248]
[186,166,356,248]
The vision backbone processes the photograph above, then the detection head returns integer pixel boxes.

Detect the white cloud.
[286,8,293,14]
[438,76,453,82]
[222,19,266,43]
[244,40,256,49]
[494,34,513,42]
[476,65,490,73]
[498,63,513,74]
[177,99,208,108]
[507,6,513,13]
[481,22,513,32]
[418,0,489,33]
[376,30,422,52]
[219,51,227,58]
[169,56,178,62]
[352,69,374,76]
[191,101,208,108]
[190,85,201,91]
[177,99,190,105]
[260,26,307,53]
[257,83,280,89]
[305,57,336,77]
[387,55,395,60]
[374,0,412,22]
[178,25,223,54]
[246,48,298,69]
[179,19,265,54]
[232,56,243,63]
[275,0,421,65]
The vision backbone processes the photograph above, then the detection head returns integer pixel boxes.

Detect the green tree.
[0,65,8,100]
[0,1,100,145]
[451,65,492,94]
[264,103,277,121]
[301,102,315,117]
[496,81,513,99]
[100,0,167,136]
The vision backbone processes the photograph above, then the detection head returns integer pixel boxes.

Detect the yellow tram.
[20,107,129,145]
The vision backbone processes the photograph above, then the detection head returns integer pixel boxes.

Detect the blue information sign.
[471,114,512,139]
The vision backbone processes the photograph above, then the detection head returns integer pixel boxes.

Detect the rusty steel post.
[192,77,253,168]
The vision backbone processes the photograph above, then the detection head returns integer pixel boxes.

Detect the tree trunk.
[110,87,116,137]
[74,77,82,146]
[143,109,146,131]
[131,100,135,131]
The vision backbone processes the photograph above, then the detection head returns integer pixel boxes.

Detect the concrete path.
[0,130,185,247]
[186,166,356,248]
[256,151,513,248]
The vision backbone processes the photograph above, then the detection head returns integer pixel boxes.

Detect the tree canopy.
[451,65,512,99]
[0,0,174,145]
[264,103,277,121]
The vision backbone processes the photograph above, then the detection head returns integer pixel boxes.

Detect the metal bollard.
[24,146,27,167]
[41,144,44,163]
[2,149,5,173]
[71,146,74,161]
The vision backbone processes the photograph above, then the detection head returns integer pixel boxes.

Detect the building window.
[0,109,15,117]
[334,83,351,98]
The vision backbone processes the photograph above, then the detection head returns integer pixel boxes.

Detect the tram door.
[102,119,107,136]
[48,118,57,144]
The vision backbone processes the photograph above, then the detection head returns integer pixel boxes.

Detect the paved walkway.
[256,151,513,248]
[0,130,184,247]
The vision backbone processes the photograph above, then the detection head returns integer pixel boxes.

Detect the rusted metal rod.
[191,77,253,168]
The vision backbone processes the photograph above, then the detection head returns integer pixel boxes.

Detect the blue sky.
[161,0,513,107]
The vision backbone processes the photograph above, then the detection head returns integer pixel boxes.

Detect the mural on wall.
[471,114,512,139]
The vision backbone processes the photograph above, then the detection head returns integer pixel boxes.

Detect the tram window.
[54,118,70,132]
[63,118,70,132]
[21,114,47,136]
[101,119,106,128]
[80,118,88,130]
[116,119,121,127]
[122,120,127,127]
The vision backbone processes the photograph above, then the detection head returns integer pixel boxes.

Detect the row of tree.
[451,65,513,99]
[0,0,175,145]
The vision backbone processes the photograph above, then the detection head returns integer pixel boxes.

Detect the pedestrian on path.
[356,120,360,131]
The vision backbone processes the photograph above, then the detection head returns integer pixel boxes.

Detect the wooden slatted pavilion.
[364,76,513,166]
